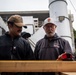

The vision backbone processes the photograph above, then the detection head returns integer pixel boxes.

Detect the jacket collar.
[44,33,60,40]
[5,32,21,39]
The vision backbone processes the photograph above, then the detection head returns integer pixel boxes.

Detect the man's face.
[43,23,56,37]
[9,24,22,37]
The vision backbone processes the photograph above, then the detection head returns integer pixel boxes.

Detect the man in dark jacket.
[0,15,35,75]
[34,17,73,75]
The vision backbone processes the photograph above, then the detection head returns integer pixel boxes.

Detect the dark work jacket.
[0,32,35,75]
[34,33,72,75]
[34,33,72,60]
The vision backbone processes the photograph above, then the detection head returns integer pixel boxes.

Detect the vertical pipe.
[49,0,74,53]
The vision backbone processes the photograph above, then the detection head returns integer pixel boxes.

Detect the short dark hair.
[7,21,14,25]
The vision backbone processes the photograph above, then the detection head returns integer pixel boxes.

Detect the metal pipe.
[49,0,74,53]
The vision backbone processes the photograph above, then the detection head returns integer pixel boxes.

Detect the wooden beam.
[0,61,76,72]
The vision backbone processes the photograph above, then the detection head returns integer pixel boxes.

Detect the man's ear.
[54,25,57,28]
